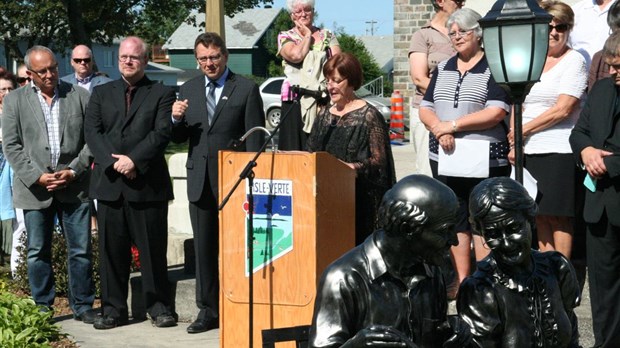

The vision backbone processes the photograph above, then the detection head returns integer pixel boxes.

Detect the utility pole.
[206,0,226,39]
[365,20,377,36]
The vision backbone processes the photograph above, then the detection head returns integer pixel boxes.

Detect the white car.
[259,77,392,129]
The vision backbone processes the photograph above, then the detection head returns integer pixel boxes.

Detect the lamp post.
[479,0,552,183]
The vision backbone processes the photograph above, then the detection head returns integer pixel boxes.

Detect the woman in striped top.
[419,8,511,299]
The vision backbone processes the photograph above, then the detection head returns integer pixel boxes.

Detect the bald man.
[61,45,111,93]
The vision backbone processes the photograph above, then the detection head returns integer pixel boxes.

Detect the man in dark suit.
[61,44,112,237]
[61,45,112,93]
[171,32,265,334]
[84,36,176,330]
[2,45,95,323]
[570,31,620,348]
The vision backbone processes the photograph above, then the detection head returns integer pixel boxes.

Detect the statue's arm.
[456,277,502,348]
[552,252,581,348]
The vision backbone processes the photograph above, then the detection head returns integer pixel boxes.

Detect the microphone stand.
[218,96,301,348]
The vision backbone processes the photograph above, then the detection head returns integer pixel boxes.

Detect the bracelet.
[451,120,458,133]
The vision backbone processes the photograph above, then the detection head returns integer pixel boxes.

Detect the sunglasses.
[16,77,30,84]
[73,58,92,64]
[549,23,569,33]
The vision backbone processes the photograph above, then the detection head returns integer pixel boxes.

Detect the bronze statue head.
[469,177,537,269]
[377,175,459,266]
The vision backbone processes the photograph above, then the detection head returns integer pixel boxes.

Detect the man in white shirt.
[570,0,617,68]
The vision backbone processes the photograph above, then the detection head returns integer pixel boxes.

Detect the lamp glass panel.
[482,27,506,83]
[500,24,534,83]
[530,22,550,81]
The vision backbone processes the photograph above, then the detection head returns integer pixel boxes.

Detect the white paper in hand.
[509,166,538,199]
[438,138,489,178]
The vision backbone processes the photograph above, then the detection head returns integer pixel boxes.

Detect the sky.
[262,0,394,37]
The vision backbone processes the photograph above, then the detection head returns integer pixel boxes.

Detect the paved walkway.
[58,143,595,347]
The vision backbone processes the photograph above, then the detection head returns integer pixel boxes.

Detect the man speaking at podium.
[171,32,265,334]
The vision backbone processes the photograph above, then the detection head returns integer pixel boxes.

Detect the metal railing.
[361,76,384,97]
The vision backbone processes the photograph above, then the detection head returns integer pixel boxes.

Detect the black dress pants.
[587,212,620,348]
[98,198,171,320]
[189,181,220,321]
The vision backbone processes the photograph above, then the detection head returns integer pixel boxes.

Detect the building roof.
[357,35,394,73]
[164,7,282,50]
[146,61,183,73]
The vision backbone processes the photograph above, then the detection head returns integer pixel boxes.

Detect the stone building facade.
[393,0,435,120]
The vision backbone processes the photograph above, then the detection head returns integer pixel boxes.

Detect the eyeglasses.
[292,7,313,15]
[28,65,59,78]
[73,58,92,64]
[0,87,13,94]
[448,29,473,39]
[197,55,222,64]
[326,78,347,86]
[119,55,142,63]
[549,23,569,33]
[16,77,30,84]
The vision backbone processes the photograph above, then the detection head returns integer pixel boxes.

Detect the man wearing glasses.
[84,36,177,330]
[171,32,264,334]
[1,46,96,324]
[61,45,111,93]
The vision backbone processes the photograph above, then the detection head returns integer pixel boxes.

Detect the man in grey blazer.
[61,45,112,93]
[1,45,95,323]
[172,32,265,334]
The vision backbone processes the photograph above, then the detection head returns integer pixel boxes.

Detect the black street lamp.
[479,0,552,183]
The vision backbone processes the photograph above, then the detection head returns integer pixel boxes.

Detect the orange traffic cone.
[390,91,405,142]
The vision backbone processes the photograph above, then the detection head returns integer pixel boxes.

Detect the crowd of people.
[1,0,620,346]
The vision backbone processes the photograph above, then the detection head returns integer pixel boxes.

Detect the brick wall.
[393,0,435,119]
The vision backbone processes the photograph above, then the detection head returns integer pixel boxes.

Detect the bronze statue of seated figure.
[460,177,581,348]
[310,175,471,348]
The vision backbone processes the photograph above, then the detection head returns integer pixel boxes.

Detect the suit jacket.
[61,73,113,93]
[171,70,265,203]
[570,77,620,226]
[1,81,91,209]
[84,77,175,202]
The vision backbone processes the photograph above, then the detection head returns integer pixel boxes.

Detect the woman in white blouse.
[508,0,587,259]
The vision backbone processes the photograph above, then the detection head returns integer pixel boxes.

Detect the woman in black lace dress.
[460,177,581,348]
[307,53,395,245]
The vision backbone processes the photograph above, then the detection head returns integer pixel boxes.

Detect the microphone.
[290,85,328,101]
[229,126,275,152]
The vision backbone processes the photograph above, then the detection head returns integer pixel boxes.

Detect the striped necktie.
[207,81,217,125]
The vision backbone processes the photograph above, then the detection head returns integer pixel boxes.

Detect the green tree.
[336,33,384,86]
[263,9,294,77]
[0,0,274,60]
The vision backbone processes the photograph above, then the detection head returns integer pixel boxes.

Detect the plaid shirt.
[33,84,61,169]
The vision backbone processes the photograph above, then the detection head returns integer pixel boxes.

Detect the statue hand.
[440,316,472,348]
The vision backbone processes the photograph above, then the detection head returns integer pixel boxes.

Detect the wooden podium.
[219,151,355,348]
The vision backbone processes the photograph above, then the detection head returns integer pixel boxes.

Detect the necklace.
[330,114,345,128]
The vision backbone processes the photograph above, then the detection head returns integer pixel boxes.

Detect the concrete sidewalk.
[57,143,594,347]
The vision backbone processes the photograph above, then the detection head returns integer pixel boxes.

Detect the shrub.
[0,279,64,347]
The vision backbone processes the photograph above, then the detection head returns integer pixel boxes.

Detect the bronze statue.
[460,177,581,347]
[309,175,471,348]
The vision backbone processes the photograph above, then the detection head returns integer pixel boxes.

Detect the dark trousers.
[98,198,171,320]
[587,212,620,348]
[189,183,219,321]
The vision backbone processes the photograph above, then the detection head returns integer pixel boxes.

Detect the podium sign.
[244,178,294,275]
[219,151,355,348]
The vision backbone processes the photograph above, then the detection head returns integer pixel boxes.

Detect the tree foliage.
[0,0,274,60]
[335,33,384,85]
